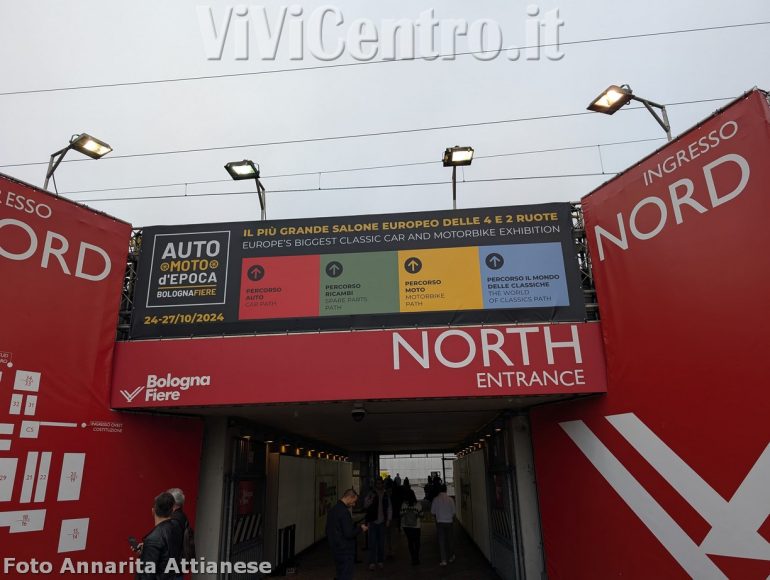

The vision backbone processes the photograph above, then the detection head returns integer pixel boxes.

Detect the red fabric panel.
[0,176,203,573]
[531,91,770,579]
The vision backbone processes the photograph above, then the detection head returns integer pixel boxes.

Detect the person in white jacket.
[430,484,456,566]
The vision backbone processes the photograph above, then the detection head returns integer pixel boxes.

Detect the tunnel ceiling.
[162,395,576,452]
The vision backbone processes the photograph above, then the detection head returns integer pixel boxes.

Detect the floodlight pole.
[254,176,267,220]
[43,144,74,192]
[452,166,457,210]
[630,95,672,141]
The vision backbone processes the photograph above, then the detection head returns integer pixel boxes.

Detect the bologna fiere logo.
[121,373,211,403]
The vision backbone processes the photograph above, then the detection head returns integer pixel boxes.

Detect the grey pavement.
[286,519,501,580]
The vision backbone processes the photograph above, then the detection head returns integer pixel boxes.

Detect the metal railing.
[570,202,600,320]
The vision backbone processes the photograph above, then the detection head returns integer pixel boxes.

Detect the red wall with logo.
[111,322,606,408]
[0,176,203,575]
[530,90,770,578]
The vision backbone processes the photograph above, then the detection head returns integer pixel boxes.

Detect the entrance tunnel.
[128,392,589,579]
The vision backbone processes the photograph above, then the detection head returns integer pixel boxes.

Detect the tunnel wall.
[454,450,491,560]
[270,454,353,559]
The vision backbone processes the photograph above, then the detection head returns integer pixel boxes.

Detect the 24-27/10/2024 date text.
[143,312,225,325]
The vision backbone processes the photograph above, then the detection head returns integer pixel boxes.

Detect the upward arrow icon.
[486,253,504,270]
[404,257,422,274]
[326,261,343,277]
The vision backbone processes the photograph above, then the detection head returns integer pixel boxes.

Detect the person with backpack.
[167,488,195,578]
[399,485,423,565]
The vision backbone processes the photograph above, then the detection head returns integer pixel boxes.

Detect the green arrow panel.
[319,252,399,316]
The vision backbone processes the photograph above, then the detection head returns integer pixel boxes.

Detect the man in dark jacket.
[363,478,391,570]
[137,492,184,580]
[326,489,368,580]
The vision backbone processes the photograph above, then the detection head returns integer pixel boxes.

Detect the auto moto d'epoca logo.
[146,231,231,308]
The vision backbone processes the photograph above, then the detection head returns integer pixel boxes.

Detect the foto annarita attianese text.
[2,558,272,575]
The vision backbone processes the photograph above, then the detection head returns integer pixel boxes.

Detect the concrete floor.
[285,520,501,579]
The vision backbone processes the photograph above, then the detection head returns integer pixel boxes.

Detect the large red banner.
[531,90,770,578]
[0,175,203,575]
[111,322,606,408]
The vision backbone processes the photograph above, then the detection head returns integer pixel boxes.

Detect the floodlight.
[587,85,633,115]
[70,133,113,159]
[443,146,474,210]
[43,132,113,191]
[224,159,259,180]
[225,159,267,219]
[443,146,475,167]
[588,84,672,141]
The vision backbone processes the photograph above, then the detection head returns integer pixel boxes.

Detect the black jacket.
[326,501,359,556]
[137,519,183,580]
[170,509,189,532]
[364,491,390,523]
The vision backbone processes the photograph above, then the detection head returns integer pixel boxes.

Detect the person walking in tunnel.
[384,482,398,560]
[326,489,368,580]
[391,479,405,534]
[425,474,440,503]
[364,478,392,570]
[431,484,456,566]
[399,484,423,565]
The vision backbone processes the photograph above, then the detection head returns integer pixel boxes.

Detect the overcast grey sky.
[1,1,768,227]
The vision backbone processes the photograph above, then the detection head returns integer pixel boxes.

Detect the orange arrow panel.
[397,247,483,312]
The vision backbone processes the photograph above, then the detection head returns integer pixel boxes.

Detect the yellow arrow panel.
[397,247,483,312]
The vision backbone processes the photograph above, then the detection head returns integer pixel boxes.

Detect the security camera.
[352,406,366,422]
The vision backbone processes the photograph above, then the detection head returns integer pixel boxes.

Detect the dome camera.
[352,405,366,422]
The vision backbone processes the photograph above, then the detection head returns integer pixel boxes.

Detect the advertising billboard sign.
[130,203,586,338]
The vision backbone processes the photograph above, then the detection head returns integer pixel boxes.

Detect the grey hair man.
[167,488,194,579]
[167,488,185,510]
